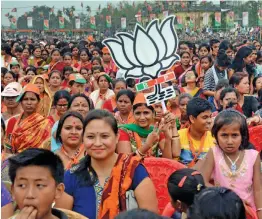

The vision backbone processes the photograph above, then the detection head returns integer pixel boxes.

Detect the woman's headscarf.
[31,75,52,117]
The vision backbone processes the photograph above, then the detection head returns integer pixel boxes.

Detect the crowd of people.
[1,31,262,219]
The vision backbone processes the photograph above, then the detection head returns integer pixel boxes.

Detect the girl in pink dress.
[201,109,262,219]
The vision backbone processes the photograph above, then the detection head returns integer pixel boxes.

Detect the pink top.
[212,145,258,210]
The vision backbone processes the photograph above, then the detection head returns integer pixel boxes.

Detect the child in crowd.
[8,148,66,219]
[201,110,262,219]
[188,187,246,219]
[167,168,205,219]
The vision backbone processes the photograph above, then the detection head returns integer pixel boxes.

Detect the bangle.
[257,208,262,212]
[172,135,179,138]
[136,149,146,157]
[172,136,180,140]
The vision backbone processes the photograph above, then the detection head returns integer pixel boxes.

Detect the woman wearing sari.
[71,45,80,66]
[55,111,85,170]
[48,49,64,74]
[5,84,52,154]
[89,73,114,109]
[28,46,46,74]
[55,109,158,219]
[115,89,135,125]
[180,70,205,99]
[117,93,177,158]
[74,49,92,72]
[102,78,127,113]
[31,75,52,118]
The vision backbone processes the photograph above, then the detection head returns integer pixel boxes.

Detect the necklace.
[224,152,241,175]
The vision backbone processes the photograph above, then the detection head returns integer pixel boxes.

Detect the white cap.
[1,82,23,97]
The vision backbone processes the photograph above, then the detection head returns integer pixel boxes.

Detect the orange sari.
[98,153,142,219]
[10,113,52,153]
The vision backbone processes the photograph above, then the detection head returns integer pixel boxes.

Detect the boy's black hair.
[115,209,166,219]
[188,187,245,219]
[211,109,249,150]
[186,97,212,118]
[8,148,64,184]
[168,168,205,206]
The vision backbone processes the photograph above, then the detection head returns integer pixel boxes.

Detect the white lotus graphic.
[103,16,180,80]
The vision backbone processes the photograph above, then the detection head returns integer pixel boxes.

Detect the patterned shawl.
[98,153,142,219]
[10,113,52,153]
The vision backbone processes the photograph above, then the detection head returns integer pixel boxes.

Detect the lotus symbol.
[103,15,180,80]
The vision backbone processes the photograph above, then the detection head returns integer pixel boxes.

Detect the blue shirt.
[64,164,148,219]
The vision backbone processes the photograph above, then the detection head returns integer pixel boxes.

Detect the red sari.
[48,61,64,74]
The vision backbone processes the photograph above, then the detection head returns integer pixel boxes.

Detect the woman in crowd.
[228,46,253,78]
[115,89,135,125]
[79,67,92,94]
[75,48,92,71]
[68,93,93,119]
[1,44,13,68]
[18,67,37,87]
[178,93,193,129]
[173,51,191,79]
[28,46,46,71]
[48,70,63,98]
[253,74,262,97]
[48,49,64,73]
[50,90,71,152]
[61,66,73,89]
[102,78,127,113]
[1,82,23,123]
[117,93,177,158]
[3,71,17,87]
[180,70,205,98]
[55,111,85,170]
[71,45,80,65]
[55,109,158,219]
[48,90,71,125]
[101,47,118,74]
[90,73,114,109]
[5,84,52,153]
[167,87,181,118]
[31,75,52,118]
[254,51,262,77]
[229,71,259,118]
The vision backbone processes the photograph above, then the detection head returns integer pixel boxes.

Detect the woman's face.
[70,97,89,119]
[243,53,253,65]
[181,53,190,66]
[255,42,261,51]
[51,51,61,62]
[4,73,15,85]
[98,76,109,90]
[235,76,249,94]
[22,49,30,58]
[56,98,69,116]
[179,97,190,115]
[63,70,71,80]
[83,119,118,160]
[80,69,90,81]
[49,73,62,88]
[4,96,19,109]
[34,48,41,58]
[34,78,45,93]
[226,48,234,59]
[117,94,132,115]
[114,81,126,96]
[63,55,72,66]
[92,60,101,68]
[154,103,163,122]
[102,53,111,62]
[41,51,49,61]
[255,77,262,91]
[133,105,154,128]
[60,116,83,147]
[220,92,238,110]
[72,47,79,57]
[200,58,210,71]
[192,56,199,65]
[92,51,100,57]
[26,71,36,81]
[80,51,88,62]
[251,50,257,62]
[21,92,39,114]
[169,91,179,107]
[198,47,209,58]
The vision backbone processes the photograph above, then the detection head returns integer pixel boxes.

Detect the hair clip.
[197,184,203,191]
[178,176,187,188]
[191,171,200,176]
